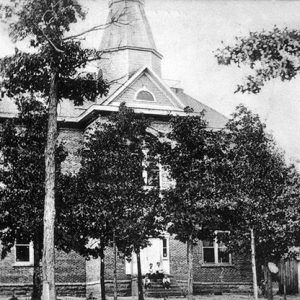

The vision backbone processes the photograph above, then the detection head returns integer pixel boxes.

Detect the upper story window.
[136,89,155,102]
[146,163,160,188]
[15,239,34,266]
[202,231,231,265]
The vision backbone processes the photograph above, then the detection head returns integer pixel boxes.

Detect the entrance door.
[125,237,170,275]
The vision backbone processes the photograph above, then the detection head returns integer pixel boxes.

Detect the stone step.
[145,291,184,297]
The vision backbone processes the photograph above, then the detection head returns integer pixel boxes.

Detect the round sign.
[268,262,279,274]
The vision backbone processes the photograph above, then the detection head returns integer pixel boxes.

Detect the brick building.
[0,0,252,298]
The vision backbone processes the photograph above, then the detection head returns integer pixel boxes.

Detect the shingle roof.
[171,88,228,129]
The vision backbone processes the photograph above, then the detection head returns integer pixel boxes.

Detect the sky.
[1,0,300,160]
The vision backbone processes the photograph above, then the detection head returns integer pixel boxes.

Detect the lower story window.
[202,232,231,264]
[15,239,33,265]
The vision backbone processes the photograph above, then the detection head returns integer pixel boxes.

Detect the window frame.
[14,240,34,266]
[202,231,232,265]
[135,88,156,102]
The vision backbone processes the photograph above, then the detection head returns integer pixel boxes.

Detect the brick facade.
[0,249,86,298]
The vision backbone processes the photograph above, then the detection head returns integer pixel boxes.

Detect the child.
[154,261,164,280]
[144,274,152,289]
[162,274,170,289]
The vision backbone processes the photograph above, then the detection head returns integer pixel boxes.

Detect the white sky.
[1,0,300,160]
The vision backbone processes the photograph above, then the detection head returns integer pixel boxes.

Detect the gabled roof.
[101,66,186,111]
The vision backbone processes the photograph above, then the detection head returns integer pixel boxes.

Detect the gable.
[103,68,185,112]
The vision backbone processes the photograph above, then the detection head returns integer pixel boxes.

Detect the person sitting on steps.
[144,274,152,289]
[154,261,164,280]
[147,263,154,279]
[162,274,171,289]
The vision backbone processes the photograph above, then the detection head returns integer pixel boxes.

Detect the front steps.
[144,278,184,298]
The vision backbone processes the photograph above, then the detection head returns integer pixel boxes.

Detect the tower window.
[136,90,155,102]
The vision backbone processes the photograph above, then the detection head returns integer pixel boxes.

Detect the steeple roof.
[100,0,162,58]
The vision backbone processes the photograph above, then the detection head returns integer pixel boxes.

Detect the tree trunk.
[250,228,258,300]
[32,241,42,300]
[187,235,194,300]
[42,71,58,300]
[100,244,106,300]
[113,232,118,300]
[283,260,287,300]
[267,264,273,300]
[136,249,144,300]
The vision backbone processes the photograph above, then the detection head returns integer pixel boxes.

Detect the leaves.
[222,105,300,264]
[157,112,231,244]
[0,95,67,259]
[216,27,300,93]
[61,104,163,258]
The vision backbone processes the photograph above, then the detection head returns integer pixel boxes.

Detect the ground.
[1,296,299,300]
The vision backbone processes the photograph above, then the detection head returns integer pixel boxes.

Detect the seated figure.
[162,274,171,289]
[147,263,155,279]
[154,261,164,280]
[144,274,152,289]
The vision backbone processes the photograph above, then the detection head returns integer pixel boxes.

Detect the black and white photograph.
[0,1,300,300]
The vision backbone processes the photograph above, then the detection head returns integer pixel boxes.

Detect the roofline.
[102,66,186,109]
[59,104,197,125]
[101,46,163,59]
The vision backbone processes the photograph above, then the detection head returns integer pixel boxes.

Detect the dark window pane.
[218,247,230,263]
[147,166,159,187]
[16,245,30,262]
[203,248,215,263]
[163,238,168,257]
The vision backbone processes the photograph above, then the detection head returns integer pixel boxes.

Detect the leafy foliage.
[158,111,231,244]
[222,105,300,264]
[0,96,67,258]
[61,103,163,257]
[215,27,300,93]
[0,1,110,298]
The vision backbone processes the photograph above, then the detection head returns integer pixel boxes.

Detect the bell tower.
[99,0,162,83]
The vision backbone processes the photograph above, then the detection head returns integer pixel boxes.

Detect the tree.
[62,104,162,300]
[215,26,300,94]
[0,96,67,300]
[158,111,231,300]
[222,105,300,300]
[0,1,110,299]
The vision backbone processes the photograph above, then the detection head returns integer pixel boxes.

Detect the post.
[100,242,106,300]
[250,228,258,300]
[283,260,287,300]
[187,235,194,300]
[136,249,144,300]
[113,232,118,300]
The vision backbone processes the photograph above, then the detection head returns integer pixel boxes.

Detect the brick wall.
[0,249,86,297]
[58,128,83,174]
[169,235,252,294]
[85,247,131,298]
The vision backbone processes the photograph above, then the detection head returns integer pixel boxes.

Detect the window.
[162,238,168,258]
[15,239,33,265]
[136,90,155,102]
[202,232,231,264]
[146,163,160,188]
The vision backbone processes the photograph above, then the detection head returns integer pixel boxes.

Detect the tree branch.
[63,8,128,41]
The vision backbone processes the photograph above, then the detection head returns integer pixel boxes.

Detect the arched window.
[136,90,155,102]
